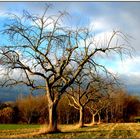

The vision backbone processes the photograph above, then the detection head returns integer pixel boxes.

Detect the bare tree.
[87,93,110,125]
[0,5,132,133]
[66,71,95,127]
[67,67,115,127]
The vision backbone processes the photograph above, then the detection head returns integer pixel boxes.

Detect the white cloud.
[93,30,114,47]
[117,57,140,74]
[0,11,9,18]
[89,18,111,32]
[104,56,140,79]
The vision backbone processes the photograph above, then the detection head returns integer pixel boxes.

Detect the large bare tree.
[0,5,131,133]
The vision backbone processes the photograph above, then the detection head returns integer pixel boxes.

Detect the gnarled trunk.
[40,98,60,134]
[78,106,84,127]
[47,101,59,133]
[44,88,60,133]
[43,93,60,133]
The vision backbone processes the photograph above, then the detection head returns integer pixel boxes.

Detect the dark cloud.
[0,85,45,102]
[118,72,140,94]
[0,85,29,102]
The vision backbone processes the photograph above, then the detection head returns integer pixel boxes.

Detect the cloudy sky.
[0,2,140,100]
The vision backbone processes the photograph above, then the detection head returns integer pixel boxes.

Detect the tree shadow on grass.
[21,125,137,139]
[33,130,109,139]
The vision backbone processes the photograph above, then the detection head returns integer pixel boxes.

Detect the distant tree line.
[0,88,139,124]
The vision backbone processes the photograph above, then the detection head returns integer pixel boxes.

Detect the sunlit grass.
[0,123,140,138]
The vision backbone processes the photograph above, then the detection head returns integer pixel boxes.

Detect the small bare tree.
[66,71,94,127]
[0,5,132,133]
[87,94,110,125]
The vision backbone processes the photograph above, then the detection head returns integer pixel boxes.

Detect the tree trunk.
[43,88,61,134]
[27,117,31,124]
[92,114,96,124]
[90,114,96,126]
[78,106,84,127]
[97,113,101,124]
[106,108,109,123]
[47,101,60,133]
[66,114,69,124]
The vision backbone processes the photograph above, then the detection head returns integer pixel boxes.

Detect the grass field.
[0,123,140,138]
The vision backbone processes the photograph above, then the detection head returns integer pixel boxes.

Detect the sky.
[0,1,140,101]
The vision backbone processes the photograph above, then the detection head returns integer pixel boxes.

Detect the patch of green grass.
[0,124,40,130]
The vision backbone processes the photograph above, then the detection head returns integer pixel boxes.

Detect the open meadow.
[0,123,140,139]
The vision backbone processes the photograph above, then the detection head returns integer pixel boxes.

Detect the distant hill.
[0,86,29,102]
[0,84,140,102]
[0,86,45,102]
